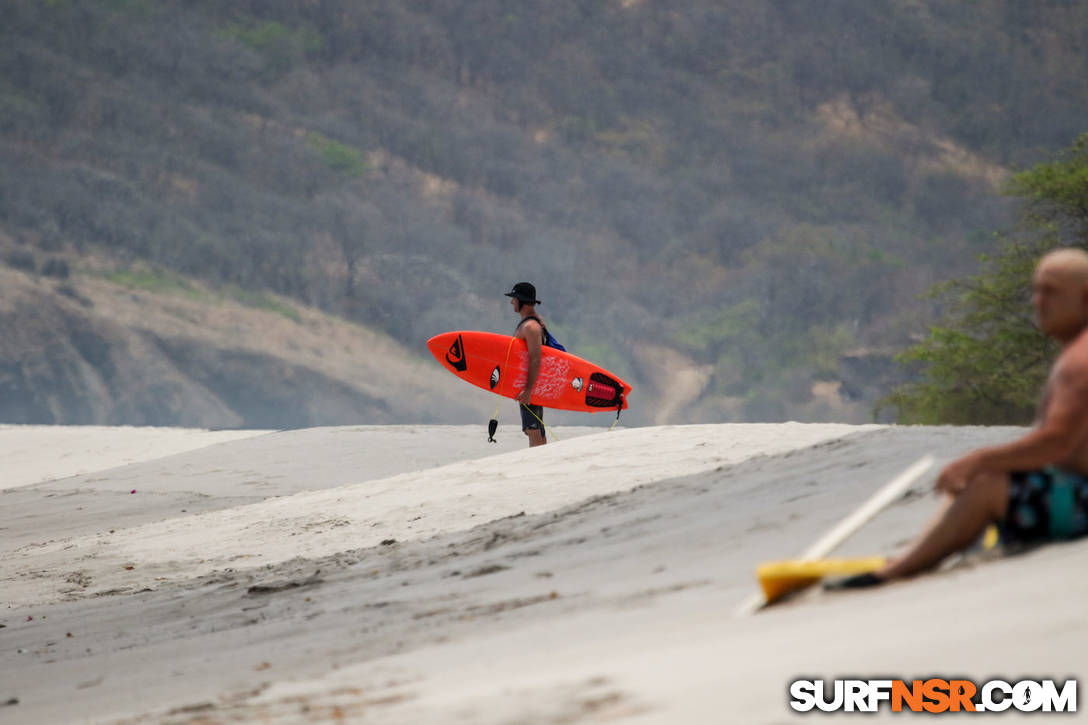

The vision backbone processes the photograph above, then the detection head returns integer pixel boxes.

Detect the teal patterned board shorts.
[1002,466,1088,544]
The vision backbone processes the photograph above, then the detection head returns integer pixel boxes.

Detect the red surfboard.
[427,331,631,413]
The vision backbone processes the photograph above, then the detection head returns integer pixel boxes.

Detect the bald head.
[1037,248,1088,283]
[1033,248,1088,343]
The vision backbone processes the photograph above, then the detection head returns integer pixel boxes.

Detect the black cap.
[504,282,540,305]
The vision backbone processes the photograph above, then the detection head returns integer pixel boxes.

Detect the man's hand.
[516,387,532,406]
[935,452,983,494]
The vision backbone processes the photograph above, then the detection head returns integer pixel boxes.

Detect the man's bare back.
[1039,332,1088,473]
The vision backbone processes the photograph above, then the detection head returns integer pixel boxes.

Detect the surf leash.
[487,335,519,442]
[519,402,560,442]
[608,395,624,431]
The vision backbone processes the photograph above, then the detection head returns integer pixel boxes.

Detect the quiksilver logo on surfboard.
[446,335,468,372]
[490,366,501,389]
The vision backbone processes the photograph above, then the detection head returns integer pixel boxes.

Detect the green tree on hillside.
[884,133,1088,424]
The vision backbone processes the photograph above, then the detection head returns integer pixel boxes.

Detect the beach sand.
[1,423,1083,723]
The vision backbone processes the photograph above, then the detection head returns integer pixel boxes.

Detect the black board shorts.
[1001,466,1088,545]
[520,403,544,434]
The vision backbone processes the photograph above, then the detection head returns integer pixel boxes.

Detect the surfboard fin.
[487,418,498,443]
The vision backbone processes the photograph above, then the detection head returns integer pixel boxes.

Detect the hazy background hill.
[2,0,1086,428]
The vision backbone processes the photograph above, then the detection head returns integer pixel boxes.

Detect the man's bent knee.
[960,471,1010,520]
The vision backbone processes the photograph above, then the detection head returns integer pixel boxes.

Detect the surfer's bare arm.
[936,349,1088,493]
[517,321,543,405]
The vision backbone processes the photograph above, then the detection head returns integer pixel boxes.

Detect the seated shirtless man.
[843,248,1088,587]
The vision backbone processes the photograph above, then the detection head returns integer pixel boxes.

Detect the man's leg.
[877,472,1009,580]
[520,404,547,448]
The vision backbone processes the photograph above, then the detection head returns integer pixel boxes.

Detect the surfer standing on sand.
[506,282,548,448]
[839,248,1088,588]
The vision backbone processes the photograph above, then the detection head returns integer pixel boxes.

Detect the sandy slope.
[1,423,1084,724]
[1,423,874,610]
[0,425,265,491]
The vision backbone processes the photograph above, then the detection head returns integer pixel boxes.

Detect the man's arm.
[937,350,1088,492]
[516,321,543,406]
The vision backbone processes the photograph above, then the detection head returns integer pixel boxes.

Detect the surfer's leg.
[520,404,547,447]
[878,471,1009,580]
